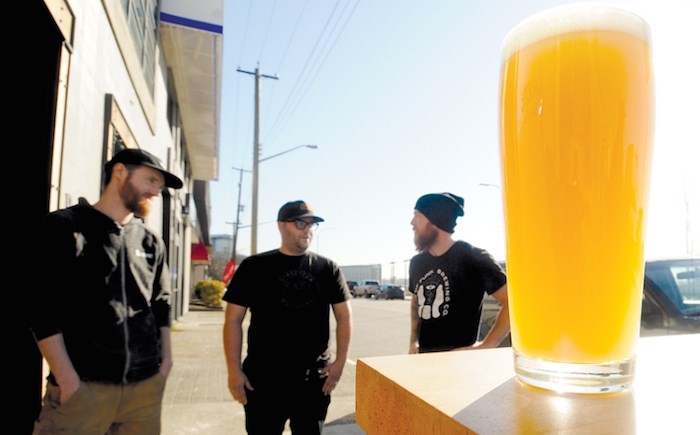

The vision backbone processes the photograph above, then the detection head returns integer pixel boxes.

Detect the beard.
[121,177,151,217]
[414,225,439,252]
[133,200,151,218]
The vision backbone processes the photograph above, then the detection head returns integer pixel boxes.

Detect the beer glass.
[499,4,654,393]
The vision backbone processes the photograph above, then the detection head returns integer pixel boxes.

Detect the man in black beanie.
[408,192,510,353]
[414,192,465,234]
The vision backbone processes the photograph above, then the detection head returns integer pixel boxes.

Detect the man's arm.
[159,326,173,377]
[476,284,510,348]
[408,293,419,354]
[323,301,352,395]
[222,303,251,405]
[36,334,80,403]
[153,253,173,377]
[331,301,352,365]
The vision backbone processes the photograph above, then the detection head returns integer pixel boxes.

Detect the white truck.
[354,279,381,298]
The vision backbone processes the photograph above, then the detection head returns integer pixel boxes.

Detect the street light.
[251,144,318,254]
[478,183,501,189]
[259,144,318,162]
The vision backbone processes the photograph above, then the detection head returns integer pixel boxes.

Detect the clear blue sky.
[209,0,699,279]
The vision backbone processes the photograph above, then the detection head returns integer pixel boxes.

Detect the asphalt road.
[162,297,413,435]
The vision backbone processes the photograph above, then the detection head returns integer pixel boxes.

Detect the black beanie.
[414,192,465,233]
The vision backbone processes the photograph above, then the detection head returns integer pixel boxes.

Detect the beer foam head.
[502,3,651,61]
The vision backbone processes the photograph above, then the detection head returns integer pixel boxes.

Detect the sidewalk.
[161,305,364,435]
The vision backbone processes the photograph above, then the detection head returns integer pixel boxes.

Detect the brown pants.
[33,373,167,435]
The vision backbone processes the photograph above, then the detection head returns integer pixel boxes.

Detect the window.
[103,94,135,187]
[671,265,700,307]
[121,0,159,95]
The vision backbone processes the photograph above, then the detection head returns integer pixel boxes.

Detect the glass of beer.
[499,4,654,393]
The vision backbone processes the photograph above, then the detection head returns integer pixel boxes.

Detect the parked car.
[376,284,406,300]
[641,257,700,335]
[479,257,700,346]
[346,280,358,297]
[354,279,381,298]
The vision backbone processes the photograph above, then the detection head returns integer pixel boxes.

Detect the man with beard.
[408,192,510,354]
[223,200,352,435]
[28,148,183,434]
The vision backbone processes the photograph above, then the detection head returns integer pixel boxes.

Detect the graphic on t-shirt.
[278,269,319,311]
[416,268,450,320]
[110,299,140,324]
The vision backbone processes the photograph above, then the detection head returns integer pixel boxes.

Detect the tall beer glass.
[499,4,654,393]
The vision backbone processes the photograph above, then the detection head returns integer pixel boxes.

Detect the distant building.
[340,264,383,282]
[212,234,233,257]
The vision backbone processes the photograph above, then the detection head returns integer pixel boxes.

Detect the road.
[344,297,412,361]
[326,295,502,430]
[161,297,413,435]
[320,297,412,433]
[162,295,501,434]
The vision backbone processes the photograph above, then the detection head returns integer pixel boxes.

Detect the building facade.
[16,1,223,431]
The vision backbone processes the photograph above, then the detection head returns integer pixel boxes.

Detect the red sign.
[222,260,236,286]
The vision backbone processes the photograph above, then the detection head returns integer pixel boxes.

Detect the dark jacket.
[28,202,171,384]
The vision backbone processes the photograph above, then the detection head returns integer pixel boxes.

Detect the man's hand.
[320,360,344,395]
[56,371,81,405]
[228,368,253,405]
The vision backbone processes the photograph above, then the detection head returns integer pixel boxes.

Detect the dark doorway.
[14,1,63,433]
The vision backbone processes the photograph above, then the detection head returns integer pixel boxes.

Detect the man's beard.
[121,177,151,217]
[414,225,439,252]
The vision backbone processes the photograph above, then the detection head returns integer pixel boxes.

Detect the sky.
[208,0,699,281]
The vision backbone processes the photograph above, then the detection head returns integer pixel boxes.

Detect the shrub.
[194,279,225,308]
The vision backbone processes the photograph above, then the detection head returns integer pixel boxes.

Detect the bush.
[194,279,225,308]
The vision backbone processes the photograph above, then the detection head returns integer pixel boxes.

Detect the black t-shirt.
[223,249,350,381]
[409,241,506,352]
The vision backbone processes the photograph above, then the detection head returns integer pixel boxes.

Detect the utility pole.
[231,167,251,262]
[237,63,278,255]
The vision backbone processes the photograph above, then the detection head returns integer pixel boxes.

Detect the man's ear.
[114,163,128,180]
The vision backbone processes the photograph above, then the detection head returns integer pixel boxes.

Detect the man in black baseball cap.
[105,148,183,189]
[222,199,352,434]
[29,149,180,434]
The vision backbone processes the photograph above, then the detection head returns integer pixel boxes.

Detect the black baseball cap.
[105,149,183,189]
[277,200,325,223]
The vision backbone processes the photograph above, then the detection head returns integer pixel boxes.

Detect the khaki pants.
[33,373,166,435]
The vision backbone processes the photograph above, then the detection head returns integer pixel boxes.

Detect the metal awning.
[159,1,223,181]
[191,241,210,264]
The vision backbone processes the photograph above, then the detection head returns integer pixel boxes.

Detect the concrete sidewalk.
[161,305,364,435]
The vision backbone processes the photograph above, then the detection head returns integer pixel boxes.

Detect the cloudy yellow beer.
[499,5,654,393]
